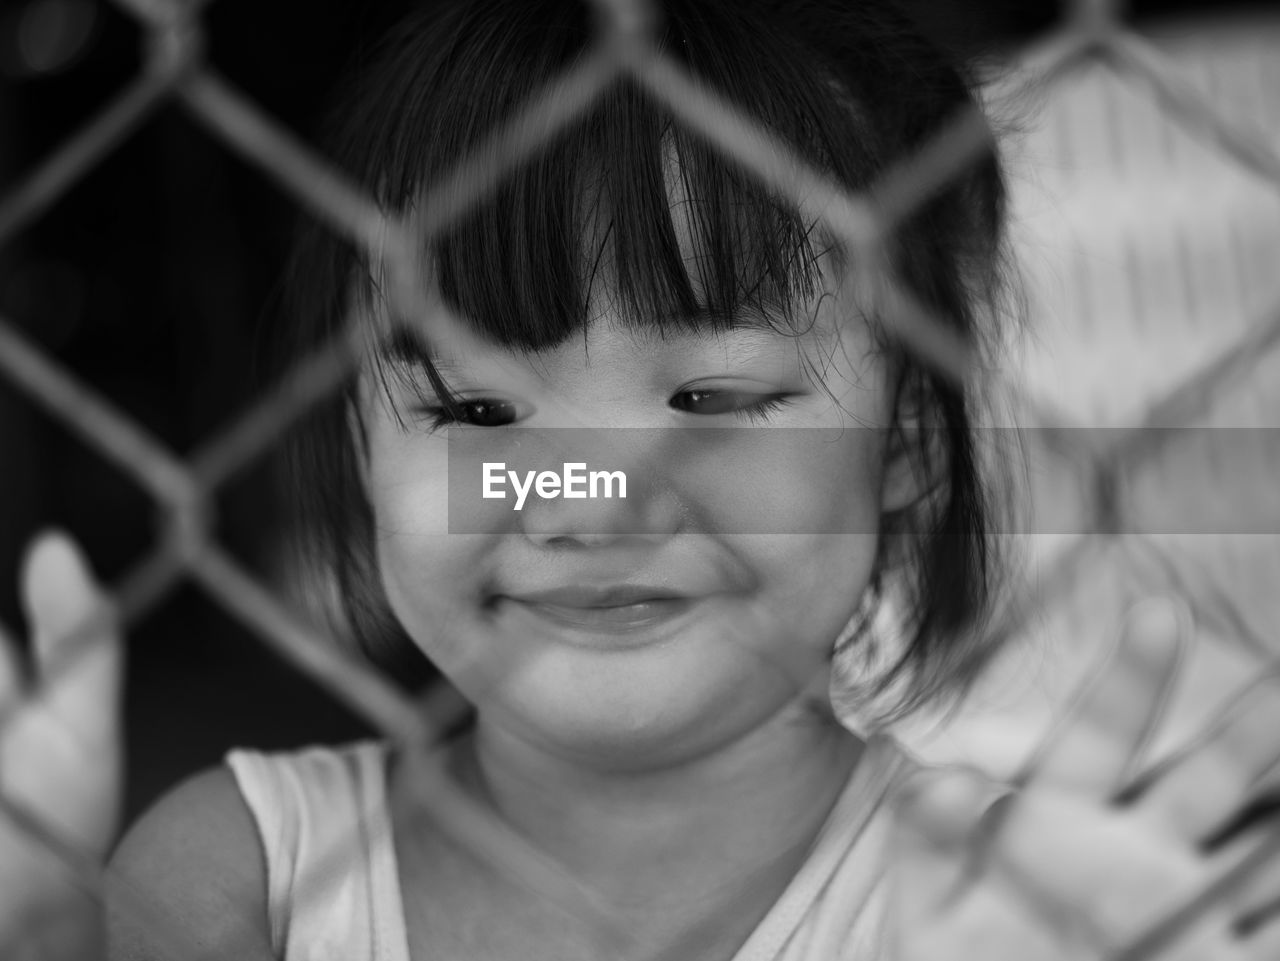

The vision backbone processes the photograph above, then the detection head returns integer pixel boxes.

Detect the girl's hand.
[0,532,123,959]
[893,598,1280,961]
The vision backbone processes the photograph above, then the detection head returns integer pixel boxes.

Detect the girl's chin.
[473,658,805,769]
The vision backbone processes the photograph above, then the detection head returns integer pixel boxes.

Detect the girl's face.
[359,280,918,770]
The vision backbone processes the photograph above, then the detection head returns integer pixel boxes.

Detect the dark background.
[0,0,1270,823]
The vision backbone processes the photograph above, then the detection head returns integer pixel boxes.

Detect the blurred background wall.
[0,0,1275,821]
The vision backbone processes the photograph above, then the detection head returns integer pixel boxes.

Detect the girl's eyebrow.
[675,302,797,333]
[376,302,810,371]
[378,328,467,374]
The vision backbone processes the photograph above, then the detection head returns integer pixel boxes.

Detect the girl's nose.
[517,431,685,548]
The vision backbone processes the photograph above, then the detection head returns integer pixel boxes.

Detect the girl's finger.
[1104,822,1280,961]
[19,531,121,746]
[1136,680,1280,844]
[1212,823,1280,934]
[893,763,1006,852]
[890,763,1011,917]
[1025,597,1188,799]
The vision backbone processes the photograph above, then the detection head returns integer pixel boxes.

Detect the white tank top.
[226,735,907,961]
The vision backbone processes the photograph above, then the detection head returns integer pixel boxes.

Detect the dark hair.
[280,0,1013,712]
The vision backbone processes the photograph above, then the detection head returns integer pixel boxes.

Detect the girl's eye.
[416,398,522,429]
[669,389,795,424]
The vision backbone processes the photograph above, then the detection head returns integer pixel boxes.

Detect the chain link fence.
[0,0,1278,957]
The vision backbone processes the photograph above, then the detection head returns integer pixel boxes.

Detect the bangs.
[432,104,839,349]
[341,0,890,363]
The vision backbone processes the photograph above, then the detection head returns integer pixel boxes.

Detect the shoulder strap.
[730,734,907,961]
[225,741,411,961]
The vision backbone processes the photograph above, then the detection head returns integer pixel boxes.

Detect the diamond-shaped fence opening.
[1,0,1279,958]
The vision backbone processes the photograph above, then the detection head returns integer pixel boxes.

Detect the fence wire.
[1,0,1278,958]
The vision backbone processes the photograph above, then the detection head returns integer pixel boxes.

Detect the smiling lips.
[500,585,698,634]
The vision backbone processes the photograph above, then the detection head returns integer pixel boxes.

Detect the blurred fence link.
[0,0,1278,958]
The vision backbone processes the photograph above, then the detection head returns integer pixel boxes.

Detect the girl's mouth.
[507,596,696,633]
[495,585,700,639]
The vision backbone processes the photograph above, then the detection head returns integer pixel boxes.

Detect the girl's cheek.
[370,496,448,629]
[365,436,472,647]
[374,522,492,667]
[673,426,885,537]
[366,429,453,537]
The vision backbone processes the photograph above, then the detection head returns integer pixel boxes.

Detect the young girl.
[4,1,1280,959]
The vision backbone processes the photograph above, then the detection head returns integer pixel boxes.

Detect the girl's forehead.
[385,291,869,391]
